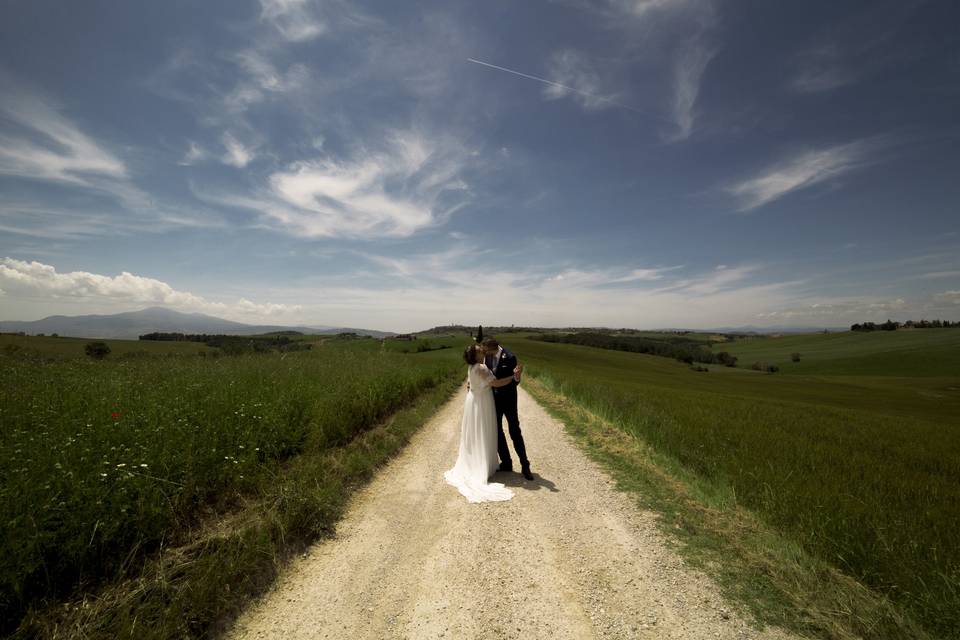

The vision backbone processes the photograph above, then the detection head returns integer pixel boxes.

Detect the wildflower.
[111,411,121,420]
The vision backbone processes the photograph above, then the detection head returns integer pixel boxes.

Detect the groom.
[482,337,533,481]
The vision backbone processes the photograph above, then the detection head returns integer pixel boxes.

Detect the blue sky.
[1,0,958,332]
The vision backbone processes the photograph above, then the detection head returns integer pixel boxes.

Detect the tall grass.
[0,338,460,633]
[511,336,960,638]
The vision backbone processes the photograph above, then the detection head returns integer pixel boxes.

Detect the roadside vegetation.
[507,331,960,639]
[1,334,461,638]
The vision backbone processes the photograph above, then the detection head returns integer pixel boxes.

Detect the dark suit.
[485,347,528,468]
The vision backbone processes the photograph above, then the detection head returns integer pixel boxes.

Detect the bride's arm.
[487,363,522,387]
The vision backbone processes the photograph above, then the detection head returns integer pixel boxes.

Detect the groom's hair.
[481,337,499,349]
[463,344,482,365]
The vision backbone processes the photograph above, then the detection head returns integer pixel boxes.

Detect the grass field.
[0,334,461,637]
[501,331,960,639]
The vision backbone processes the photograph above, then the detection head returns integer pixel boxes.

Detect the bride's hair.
[463,344,482,365]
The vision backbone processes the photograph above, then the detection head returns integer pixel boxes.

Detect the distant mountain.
[0,307,393,339]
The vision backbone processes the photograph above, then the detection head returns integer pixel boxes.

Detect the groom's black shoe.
[498,462,513,473]
[521,463,534,481]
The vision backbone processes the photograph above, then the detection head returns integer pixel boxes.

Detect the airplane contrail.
[466,57,645,114]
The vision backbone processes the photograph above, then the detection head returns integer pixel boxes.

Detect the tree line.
[139,332,311,354]
[534,332,739,367]
[851,319,958,332]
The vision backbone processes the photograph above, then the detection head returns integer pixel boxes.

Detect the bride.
[444,343,522,503]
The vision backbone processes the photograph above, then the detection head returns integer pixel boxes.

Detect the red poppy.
[111,412,121,420]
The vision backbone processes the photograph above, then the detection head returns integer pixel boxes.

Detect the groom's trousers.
[495,393,528,467]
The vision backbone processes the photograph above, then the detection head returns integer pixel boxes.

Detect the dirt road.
[229,385,797,639]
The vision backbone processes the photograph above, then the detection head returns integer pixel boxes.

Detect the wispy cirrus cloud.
[659,264,761,295]
[224,49,311,112]
[915,270,960,280]
[788,44,855,94]
[258,0,326,42]
[197,129,471,238]
[257,0,379,43]
[544,265,683,287]
[0,257,300,319]
[0,75,146,208]
[558,0,719,140]
[542,50,622,111]
[726,138,887,212]
[667,37,716,141]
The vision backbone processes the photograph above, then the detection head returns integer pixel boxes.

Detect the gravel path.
[228,385,799,640]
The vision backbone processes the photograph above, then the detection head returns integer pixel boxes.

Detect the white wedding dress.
[443,363,514,503]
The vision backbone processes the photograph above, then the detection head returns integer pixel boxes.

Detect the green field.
[0,333,220,359]
[0,334,460,636]
[717,328,960,377]
[503,331,960,639]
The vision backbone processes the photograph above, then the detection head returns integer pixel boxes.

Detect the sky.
[1,0,959,333]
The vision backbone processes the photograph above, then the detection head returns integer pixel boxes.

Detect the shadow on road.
[494,471,560,492]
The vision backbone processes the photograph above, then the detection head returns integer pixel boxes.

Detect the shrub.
[751,361,765,371]
[791,352,801,362]
[716,351,738,367]
[84,341,111,360]
[767,364,779,373]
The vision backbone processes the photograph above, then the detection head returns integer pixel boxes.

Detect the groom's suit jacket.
[487,347,520,401]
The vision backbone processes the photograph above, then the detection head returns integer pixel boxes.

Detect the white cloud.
[726,139,883,212]
[916,271,960,280]
[0,257,300,319]
[221,132,255,168]
[601,0,701,22]
[178,141,207,166]
[934,291,960,305]
[544,266,682,287]
[199,129,470,238]
[757,297,912,323]
[272,259,800,332]
[319,247,801,331]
